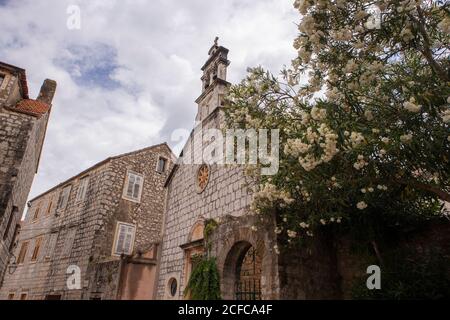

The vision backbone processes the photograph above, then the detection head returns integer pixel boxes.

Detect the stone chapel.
[156,41,280,300]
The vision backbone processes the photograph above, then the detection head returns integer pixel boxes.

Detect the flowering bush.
[226,0,449,247]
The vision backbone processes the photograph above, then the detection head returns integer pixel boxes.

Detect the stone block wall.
[0,109,50,285]
[157,109,254,299]
[0,143,173,300]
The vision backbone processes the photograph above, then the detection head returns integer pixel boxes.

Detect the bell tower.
[195,37,231,122]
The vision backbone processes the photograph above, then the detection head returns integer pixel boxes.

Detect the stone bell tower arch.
[195,37,231,122]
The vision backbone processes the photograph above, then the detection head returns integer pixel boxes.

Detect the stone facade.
[0,143,173,300]
[156,42,281,300]
[0,62,56,285]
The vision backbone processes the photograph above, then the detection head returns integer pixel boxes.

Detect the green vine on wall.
[184,219,222,300]
[184,257,222,300]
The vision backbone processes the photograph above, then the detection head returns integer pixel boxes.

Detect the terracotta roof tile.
[14,99,50,117]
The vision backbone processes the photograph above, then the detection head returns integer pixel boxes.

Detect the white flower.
[344,59,358,74]
[299,222,309,229]
[273,245,280,255]
[320,219,327,225]
[372,128,380,134]
[361,188,367,194]
[306,231,314,237]
[336,218,342,224]
[379,149,387,156]
[251,226,258,232]
[357,201,368,210]
[377,185,388,191]
[400,133,413,143]
[381,137,390,144]
[330,217,335,222]
[311,106,327,120]
[364,110,374,121]
[400,27,414,42]
[274,227,283,235]
[441,109,450,123]
[349,132,365,148]
[287,230,298,238]
[368,187,374,193]
[403,98,422,113]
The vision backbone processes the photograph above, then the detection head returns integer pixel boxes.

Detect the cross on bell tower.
[195,37,231,122]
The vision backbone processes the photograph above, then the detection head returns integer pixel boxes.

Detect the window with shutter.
[46,198,53,215]
[62,229,76,257]
[3,206,18,241]
[76,176,90,203]
[112,222,136,256]
[32,205,41,221]
[57,185,72,210]
[45,233,58,259]
[31,237,43,262]
[17,241,29,264]
[122,171,144,203]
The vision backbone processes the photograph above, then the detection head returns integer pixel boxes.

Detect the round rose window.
[196,164,210,193]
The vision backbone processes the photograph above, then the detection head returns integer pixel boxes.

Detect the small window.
[0,74,4,87]
[3,206,18,241]
[8,293,14,300]
[76,176,90,203]
[46,198,53,215]
[44,233,59,259]
[31,237,43,262]
[32,205,41,221]
[112,222,136,256]
[17,241,29,264]
[168,278,178,297]
[57,185,72,210]
[156,157,167,173]
[20,293,28,300]
[122,171,144,202]
[9,224,21,252]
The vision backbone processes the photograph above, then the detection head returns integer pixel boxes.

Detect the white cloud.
[0,0,298,199]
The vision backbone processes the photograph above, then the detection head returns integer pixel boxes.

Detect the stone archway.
[210,215,280,300]
[222,241,263,300]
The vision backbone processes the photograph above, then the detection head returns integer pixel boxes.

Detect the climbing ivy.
[184,219,222,300]
[184,257,222,300]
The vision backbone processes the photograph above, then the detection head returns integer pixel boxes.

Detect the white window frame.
[156,156,168,173]
[112,222,136,256]
[122,171,144,203]
[57,185,72,211]
[75,176,90,203]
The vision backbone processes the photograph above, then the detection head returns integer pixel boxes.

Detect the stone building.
[0,62,56,285]
[0,143,174,300]
[156,40,450,301]
[156,41,280,300]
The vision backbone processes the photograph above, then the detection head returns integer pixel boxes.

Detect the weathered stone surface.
[0,62,55,286]
[0,144,173,300]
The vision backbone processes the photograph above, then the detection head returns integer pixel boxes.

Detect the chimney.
[37,79,57,105]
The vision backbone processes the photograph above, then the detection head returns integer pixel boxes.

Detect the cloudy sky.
[0,0,298,201]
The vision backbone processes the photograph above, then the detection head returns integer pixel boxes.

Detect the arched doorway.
[222,241,262,300]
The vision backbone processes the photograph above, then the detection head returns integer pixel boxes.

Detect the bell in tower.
[195,37,231,122]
